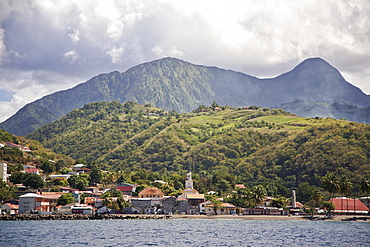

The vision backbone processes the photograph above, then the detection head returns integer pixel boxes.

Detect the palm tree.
[322,173,340,200]
[308,188,323,217]
[339,176,352,214]
[359,176,370,214]
[209,197,223,215]
[249,185,267,207]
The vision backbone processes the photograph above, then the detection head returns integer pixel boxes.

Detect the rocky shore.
[0,214,172,221]
[1,214,368,221]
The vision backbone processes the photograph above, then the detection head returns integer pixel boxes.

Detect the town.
[1,141,369,218]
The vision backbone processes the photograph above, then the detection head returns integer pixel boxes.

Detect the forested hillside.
[26,101,370,199]
[0,129,74,174]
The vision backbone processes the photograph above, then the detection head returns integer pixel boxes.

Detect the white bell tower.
[185,171,193,189]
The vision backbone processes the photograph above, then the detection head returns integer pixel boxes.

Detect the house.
[116,182,136,195]
[0,162,8,182]
[24,168,40,175]
[18,193,44,214]
[39,192,64,212]
[235,184,247,189]
[175,198,190,214]
[96,206,111,214]
[23,165,36,169]
[199,201,212,214]
[138,187,164,198]
[85,187,99,193]
[161,196,176,214]
[55,204,74,214]
[1,203,19,214]
[205,202,237,215]
[123,206,141,214]
[6,142,31,152]
[262,196,275,207]
[329,198,369,214]
[71,205,93,214]
[50,174,71,180]
[76,167,91,173]
[72,164,85,170]
[84,197,96,206]
[131,198,151,213]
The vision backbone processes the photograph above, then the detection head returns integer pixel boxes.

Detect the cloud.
[0,0,369,122]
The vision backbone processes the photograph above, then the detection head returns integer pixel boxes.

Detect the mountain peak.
[1,57,369,136]
[296,57,334,70]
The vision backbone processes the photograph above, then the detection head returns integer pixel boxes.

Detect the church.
[178,170,205,214]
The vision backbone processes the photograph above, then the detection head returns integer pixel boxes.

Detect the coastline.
[1,214,368,221]
[171,214,369,221]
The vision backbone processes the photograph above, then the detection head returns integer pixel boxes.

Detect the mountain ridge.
[1,57,369,136]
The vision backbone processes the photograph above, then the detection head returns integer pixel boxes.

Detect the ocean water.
[1,219,369,246]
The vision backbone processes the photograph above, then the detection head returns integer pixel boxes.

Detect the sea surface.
[1,219,369,246]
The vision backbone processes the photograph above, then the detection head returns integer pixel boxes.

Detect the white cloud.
[61,49,80,64]
[106,46,125,64]
[0,0,369,122]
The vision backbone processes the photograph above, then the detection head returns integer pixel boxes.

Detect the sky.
[0,0,369,122]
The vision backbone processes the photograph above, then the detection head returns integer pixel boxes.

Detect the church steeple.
[185,164,193,189]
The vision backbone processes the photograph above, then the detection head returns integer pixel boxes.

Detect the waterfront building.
[329,198,369,214]
[1,203,19,214]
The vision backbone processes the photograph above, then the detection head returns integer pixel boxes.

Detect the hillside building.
[0,162,8,182]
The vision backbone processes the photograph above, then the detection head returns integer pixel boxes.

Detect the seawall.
[0,214,171,221]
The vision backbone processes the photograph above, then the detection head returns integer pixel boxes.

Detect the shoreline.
[1,214,368,221]
[170,214,368,221]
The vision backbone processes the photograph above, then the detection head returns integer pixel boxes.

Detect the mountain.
[25,101,370,194]
[1,57,369,136]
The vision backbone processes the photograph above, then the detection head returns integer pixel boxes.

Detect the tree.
[23,174,45,189]
[359,176,370,214]
[9,171,28,184]
[322,173,340,200]
[117,196,131,210]
[0,181,16,203]
[211,101,220,110]
[209,197,223,215]
[339,176,352,214]
[116,174,125,184]
[306,188,323,216]
[270,197,289,209]
[40,160,55,174]
[266,182,278,197]
[249,185,267,207]
[57,193,74,206]
[322,201,335,216]
[55,160,67,171]
[68,174,89,190]
[50,177,68,186]
[102,188,123,198]
[89,165,103,186]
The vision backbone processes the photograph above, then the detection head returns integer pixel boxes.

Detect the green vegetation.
[22,101,369,202]
[57,193,74,206]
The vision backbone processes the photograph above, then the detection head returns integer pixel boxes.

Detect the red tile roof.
[329,198,369,212]
[117,185,135,192]
[24,168,39,174]
[139,187,164,197]
[5,203,19,210]
[235,184,247,189]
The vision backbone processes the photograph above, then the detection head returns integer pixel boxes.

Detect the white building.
[18,193,44,214]
[0,162,8,183]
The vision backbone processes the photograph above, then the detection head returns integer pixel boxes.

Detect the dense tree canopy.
[21,101,370,201]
